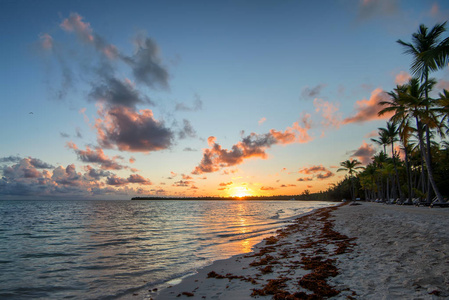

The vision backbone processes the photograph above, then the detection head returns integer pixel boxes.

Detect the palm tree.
[337,159,364,201]
[371,130,389,154]
[380,78,444,203]
[397,22,447,86]
[437,89,449,134]
[397,23,448,203]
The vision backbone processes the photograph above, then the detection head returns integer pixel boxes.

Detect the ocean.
[0,200,334,299]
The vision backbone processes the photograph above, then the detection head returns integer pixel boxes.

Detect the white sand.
[154,203,449,300]
[330,202,449,299]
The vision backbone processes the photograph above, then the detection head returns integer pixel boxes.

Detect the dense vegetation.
[327,22,449,204]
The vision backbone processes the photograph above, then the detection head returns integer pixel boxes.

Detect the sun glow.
[229,186,252,198]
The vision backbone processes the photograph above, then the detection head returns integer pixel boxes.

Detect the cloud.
[192,118,313,174]
[122,34,169,89]
[280,184,296,187]
[67,142,125,170]
[39,33,53,51]
[394,71,411,85]
[365,130,378,138]
[299,165,327,174]
[219,181,233,187]
[260,186,276,191]
[95,106,174,152]
[129,157,136,164]
[60,13,118,59]
[297,165,334,181]
[84,165,111,180]
[29,158,54,169]
[178,119,197,139]
[297,177,313,182]
[301,84,326,99]
[316,171,334,180]
[258,117,267,125]
[0,156,22,163]
[89,76,152,108]
[182,174,193,180]
[106,175,129,186]
[173,180,193,187]
[313,99,341,128]
[342,88,391,124]
[357,0,399,20]
[437,79,449,91]
[183,147,197,152]
[127,174,152,185]
[351,141,376,165]
[0,158,147,199]
[175,94,203,111]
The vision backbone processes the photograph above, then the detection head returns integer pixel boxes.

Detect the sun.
[230,186,252,198]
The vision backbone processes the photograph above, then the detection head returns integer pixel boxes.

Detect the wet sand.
[155,202,449,299]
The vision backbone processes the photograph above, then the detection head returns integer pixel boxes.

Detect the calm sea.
[0,200,333,299]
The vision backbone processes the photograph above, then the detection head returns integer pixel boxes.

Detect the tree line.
[328,22,449,205]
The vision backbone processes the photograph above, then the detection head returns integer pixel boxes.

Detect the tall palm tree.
[397,22,447,85]
[380,78,444,203]
[397,23,448,203]
[380,121,403,200]
[337,159,364,201]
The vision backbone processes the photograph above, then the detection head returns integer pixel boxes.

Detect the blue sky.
[1,0,448,199]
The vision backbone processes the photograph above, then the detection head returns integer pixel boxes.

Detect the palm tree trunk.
[404,146,413,202]
[391,142,404,201]
[416,118,444,203]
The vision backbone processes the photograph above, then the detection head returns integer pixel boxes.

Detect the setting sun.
[230,186,252,198]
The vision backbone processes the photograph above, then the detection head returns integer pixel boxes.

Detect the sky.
[1,0,448,200]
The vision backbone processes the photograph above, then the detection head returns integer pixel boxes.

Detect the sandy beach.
[155,202,449,299]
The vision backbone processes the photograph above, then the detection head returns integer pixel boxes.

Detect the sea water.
[0,200,333,299]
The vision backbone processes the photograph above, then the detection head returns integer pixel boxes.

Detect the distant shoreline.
[131,196,338,201]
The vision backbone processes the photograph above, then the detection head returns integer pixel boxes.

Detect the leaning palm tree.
[337,159,364,201]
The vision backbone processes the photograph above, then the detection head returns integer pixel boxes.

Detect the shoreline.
[154,202,449,299]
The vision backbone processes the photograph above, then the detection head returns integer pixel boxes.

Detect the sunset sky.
[1,0,448,199]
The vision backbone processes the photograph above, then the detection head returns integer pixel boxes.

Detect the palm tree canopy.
[337,159,364,176]
[397,22,447,80]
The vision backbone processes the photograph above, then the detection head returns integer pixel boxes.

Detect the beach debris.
[177,291,194,297]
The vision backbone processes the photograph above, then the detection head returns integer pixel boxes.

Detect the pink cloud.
[297,165,334,181]
[258,117,267,125]
[39,33,53,50]
[343,88,392,124]
[351,141,376,165]
[67,142,125,170]
[437,79,449,91]
[365,130,378,138]
[395,71,411,85]
[313,98,341,128]
[299,165,327,174]
[60,13,119,59]
[60,13,94,43]
[192,117,313,174]
[219,181,233,187]
[316,171,334,180]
